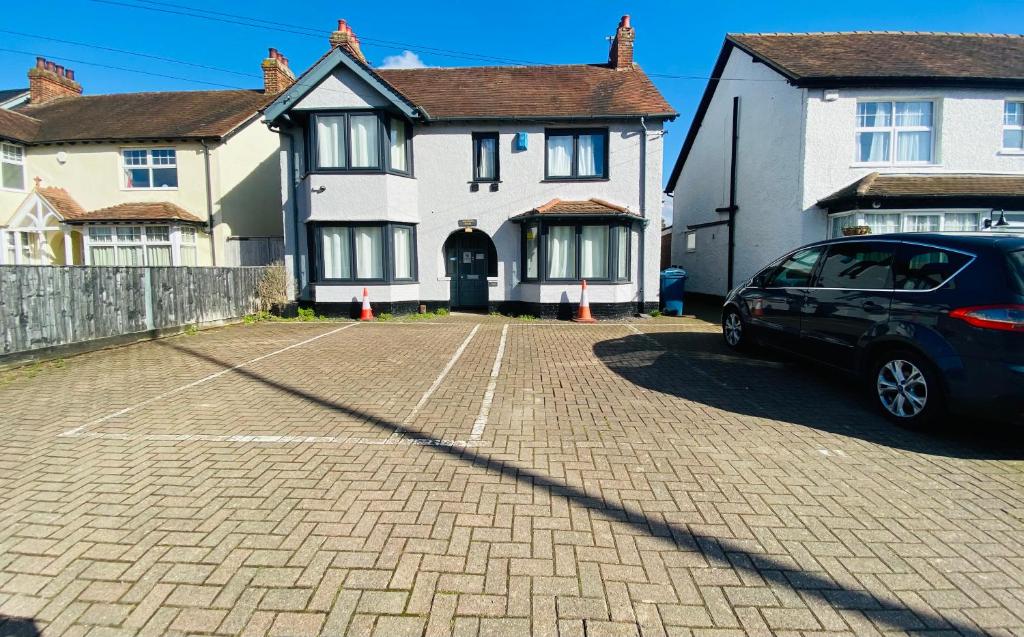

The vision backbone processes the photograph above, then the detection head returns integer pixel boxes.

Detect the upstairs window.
[545,129,608,179]
[314,112,411,174]
[122,148,178,189]
[1,143,25,191]
[472,132,499,181]
[856,101,933,164]
[1003,102,1024,150]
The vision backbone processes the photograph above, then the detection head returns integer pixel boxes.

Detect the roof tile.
[64,201,204,224]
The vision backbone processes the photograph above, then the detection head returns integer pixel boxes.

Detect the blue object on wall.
[515,132,528,151]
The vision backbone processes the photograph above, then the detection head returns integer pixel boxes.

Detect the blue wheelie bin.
[660,267,688,316]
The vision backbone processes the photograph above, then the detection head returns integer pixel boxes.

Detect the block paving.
[1,318,1023,636]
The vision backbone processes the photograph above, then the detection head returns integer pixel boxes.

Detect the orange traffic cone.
[359,287,374,321]
[573,280,597,323]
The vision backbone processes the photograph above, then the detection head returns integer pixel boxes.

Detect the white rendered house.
[264,17,675,317]
[667,32,1024,297]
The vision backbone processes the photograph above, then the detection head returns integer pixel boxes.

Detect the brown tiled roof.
[377,65,675,119]
[13,90,272,143]
[512,198,638,219]
[37,187,87,220]
[818,172,1024,209]
[64,202,204,224]
[728,32,1024,83]
[0,108,40,143]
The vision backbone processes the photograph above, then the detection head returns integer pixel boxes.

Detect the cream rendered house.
[0,50,294,266]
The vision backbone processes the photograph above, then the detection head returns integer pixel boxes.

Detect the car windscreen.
[1009,250,1024,294]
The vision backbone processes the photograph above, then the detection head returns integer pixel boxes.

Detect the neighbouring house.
[661,224,672,270]
[666,32,1024,297]
[263,17,675,317]
[0,50,294,267]
[0,88,30,110]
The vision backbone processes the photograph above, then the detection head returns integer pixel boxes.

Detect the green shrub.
[377,313,394,321]
[184,324,199,336]
[649,309,662,318]
[516,314,538,322]
[434,308,450,317]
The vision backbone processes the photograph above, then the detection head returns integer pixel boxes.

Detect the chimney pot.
[36,57,45,69]
[608,14,636,69]
[55,65,65,77]
[66,69,75,81]
[620,15,631,28]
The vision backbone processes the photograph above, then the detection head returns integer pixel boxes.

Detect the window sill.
[1,186,27,193]
[519,279,630,286]
[120,187,180,192]
[849,163,941,169]
[997,149,1024,156]
[541,177,610,183]
[468,179,502,184]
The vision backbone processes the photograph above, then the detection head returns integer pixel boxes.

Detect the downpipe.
[638,117,647,314]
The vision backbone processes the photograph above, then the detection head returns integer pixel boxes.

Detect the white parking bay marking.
[471,324,509,441]
[401,324,481,426]
[60,323,358,438]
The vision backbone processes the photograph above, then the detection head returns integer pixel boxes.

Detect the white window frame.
[1,142,26,192]
[685,231,696,252]
[854,99,937,167]
[826,210,983,238]
[120,147,178,191]
[83,223,196,266]
[1001,101,1024,153]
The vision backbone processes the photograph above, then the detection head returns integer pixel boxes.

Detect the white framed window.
[685,231,696,252]
[856,101,934,164]
[1,142,26,191]
[827,211,982,238]
[87,224,196,266]
[1003,102,1024,150]
[122,148,178,189]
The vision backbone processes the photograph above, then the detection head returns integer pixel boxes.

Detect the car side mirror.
[751,274,766,288]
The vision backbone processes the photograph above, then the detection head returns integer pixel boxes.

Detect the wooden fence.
[0,265,269,357]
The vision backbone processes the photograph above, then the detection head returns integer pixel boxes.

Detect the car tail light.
[949,305,1024,332]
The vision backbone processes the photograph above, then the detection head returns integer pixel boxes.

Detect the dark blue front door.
[448,232,490,309]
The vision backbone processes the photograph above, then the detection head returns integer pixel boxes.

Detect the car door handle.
[862,300,885,313]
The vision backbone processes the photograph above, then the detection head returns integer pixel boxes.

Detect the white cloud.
[378,50,427,69]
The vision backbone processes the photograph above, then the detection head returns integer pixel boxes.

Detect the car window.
[815,242,895,290]
[894,243,972,290]
[1009,250,1024,294]
[765,247,823,288]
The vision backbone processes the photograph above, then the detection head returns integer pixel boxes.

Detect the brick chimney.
[330,19,366,63]
[608,15,635,69]
[28,57,83,104]
[262,48,295,94]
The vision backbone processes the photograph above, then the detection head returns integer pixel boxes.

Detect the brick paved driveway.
[1,317,1023,636]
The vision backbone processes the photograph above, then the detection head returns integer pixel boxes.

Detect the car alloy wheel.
[876,359,928,419]
[723,311,743,348]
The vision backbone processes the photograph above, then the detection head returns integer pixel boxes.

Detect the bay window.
[1003,102,1024,150]
[87,224,200,265]
[522,221,630,282]
[2,142,25,191]
[472,132,499,181]
[122,148,178,189]
[316,222,416,283]
[545,129,608,179]
[312,112,412,174]
[856,101,934,164]
[828,211,982,237]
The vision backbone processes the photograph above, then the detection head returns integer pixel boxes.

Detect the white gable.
[293,67,390,110]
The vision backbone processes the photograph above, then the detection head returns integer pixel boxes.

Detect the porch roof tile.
[818,172,1024,210]
[513,198,638,219]
[64,201,204,224]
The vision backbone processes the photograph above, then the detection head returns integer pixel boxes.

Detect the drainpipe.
[715,97,740,292]
[200,139,217,266]
[638,117,647,314]
[285,128,302,300]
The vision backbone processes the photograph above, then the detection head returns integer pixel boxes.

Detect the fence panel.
[0,265,268,356]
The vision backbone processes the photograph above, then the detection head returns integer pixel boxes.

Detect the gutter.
[200,139,217,266]
[713,97,740,292]
[638,116,647,314]
[424,113,677,123]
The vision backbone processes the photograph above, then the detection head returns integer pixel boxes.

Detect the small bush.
[243,311,272,324]
[649,309,662,318]
[434,308,450,317]
[184,324,199,336]
[516,314,538,322]
[257,261,289,314]
[376,313,394,322]
[296,307,316,322]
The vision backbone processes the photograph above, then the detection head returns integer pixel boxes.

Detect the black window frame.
[310,221,418,284]
[520,220,632,283]
[543,128,610,181]
[308,110,414,177]
[471,132,500,182]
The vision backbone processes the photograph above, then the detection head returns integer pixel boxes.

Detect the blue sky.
[3,0,1023,215]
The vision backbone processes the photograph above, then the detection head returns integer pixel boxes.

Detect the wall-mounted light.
[312,185,326,194]
[994,209,1010,227]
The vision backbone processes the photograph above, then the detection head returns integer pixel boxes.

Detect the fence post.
[143,267,155,331]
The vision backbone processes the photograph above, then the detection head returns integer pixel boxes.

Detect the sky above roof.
[2,0,1023,223]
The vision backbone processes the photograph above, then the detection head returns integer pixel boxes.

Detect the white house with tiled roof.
[264,17,675,318]
[0,50,294,267]
[667,32,1024,297]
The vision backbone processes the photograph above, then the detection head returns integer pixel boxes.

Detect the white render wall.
[285,114,664,308]
[802,86,1024,210]
[671,48,810,296]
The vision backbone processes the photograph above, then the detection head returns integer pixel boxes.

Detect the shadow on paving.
[154,338,987,636]
[0,616,41,637]
[594,330,1024,461]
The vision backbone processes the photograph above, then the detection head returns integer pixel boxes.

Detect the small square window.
[1003,102,1024,150]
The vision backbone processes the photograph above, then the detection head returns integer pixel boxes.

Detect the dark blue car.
[722,233,1024,427]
